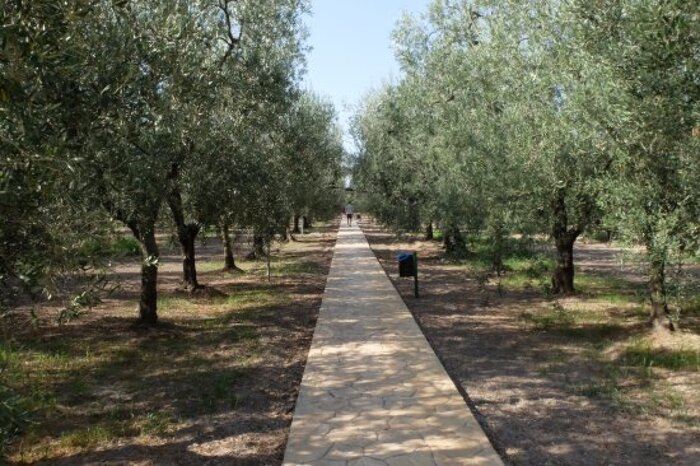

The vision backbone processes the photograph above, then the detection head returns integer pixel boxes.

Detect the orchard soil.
[361,218,699,466]
[3,223,338,465]
[5,218,699,465]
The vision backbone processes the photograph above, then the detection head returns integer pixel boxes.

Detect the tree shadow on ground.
[362,220,700,466]
[3,223,339,465]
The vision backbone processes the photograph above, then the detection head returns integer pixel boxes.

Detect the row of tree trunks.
[129,207,313,324]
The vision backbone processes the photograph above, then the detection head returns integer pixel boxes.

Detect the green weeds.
[597,292,640,304]
[78,237,140,259]
[622,341,700,372]
[520,303,624,343]
[59,424,120,449]
[680,295,700,316]
[139,410,176,435]
[198,368,247,413]
[436,233,700,430]
[212,288,280,308]
[453,236,555,290]
[0,382,32,454]
[1,224,334,463]
[575,355,698,423]
[575,274,640,294]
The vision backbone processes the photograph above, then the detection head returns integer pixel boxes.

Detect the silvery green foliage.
[1,0,342,320]
[569,0,699,323]
[353,0,698,322]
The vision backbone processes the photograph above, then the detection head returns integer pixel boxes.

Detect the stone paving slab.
[283,224,503,466]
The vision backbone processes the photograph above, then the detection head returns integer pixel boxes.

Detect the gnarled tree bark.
[138,228,159,324]
[552,231,578,294]
[550,189,581,294]
[167,165,201,291]
[220,222,241,272]
[99,168,161,324]
[125,216,160,325]
[648,253,677,331]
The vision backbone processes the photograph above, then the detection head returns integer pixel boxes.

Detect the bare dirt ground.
[361,219,699,466]
[3,222,338,465]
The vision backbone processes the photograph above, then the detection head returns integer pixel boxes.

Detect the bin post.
[413,252,419,298]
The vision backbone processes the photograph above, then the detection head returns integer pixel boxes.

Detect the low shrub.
[78,237,140,259]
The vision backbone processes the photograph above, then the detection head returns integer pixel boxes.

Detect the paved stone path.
[283,224,503,466]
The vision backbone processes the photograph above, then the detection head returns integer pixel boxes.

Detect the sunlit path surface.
[283,223,502,465]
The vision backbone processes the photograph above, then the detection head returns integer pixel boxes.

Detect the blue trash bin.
[398,252,415,277]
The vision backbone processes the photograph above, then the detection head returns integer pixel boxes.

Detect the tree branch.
[218,0,242,68]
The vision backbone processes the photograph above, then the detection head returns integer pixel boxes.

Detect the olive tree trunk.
[124,215,160,325]
[648,253,677,331]
[108,195,161,325]
[552,231,578,294]
[425,221,434,240]
[138,230,159,324]
[550,191,581,294]
[488,218,506,276]
[167,187,201,291]
[443,224,468,257]
[220,222,241,272]
[246,232,267,260]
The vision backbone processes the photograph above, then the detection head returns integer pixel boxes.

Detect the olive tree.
[1,0,315,324]
[162,0,309,290]
[570,0,700,329]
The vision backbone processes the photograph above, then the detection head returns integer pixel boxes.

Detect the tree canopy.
[352,0,699,330]
[1,0,344,323]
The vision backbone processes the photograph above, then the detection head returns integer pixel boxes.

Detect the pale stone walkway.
[283,224,503,466]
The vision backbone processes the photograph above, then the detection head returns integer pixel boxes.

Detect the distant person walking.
[344,203,354,226]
